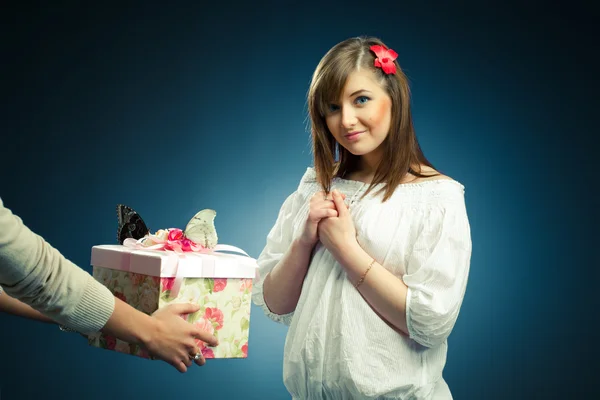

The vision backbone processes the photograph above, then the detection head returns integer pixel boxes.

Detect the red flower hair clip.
[370,45,398,75]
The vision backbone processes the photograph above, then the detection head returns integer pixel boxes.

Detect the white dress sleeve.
[403,199,472,348]
[251,192,300,326]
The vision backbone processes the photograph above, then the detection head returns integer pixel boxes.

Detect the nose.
[341,105,357,128]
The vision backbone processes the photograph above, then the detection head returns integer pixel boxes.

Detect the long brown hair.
[308,36,437,201]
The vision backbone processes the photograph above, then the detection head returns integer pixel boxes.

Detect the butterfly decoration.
[116,204,218,250]
[116,204,150,244]
[184,209,218,249]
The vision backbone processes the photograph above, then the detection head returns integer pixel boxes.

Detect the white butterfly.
[184,209,218,249]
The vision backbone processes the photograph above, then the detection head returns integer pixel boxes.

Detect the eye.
[327,103,340,113]
[355,95,370,105]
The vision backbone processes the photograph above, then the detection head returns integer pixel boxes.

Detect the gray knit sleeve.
[0,198,115,333]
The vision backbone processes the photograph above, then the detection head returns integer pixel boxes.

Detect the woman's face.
[324,69,392,163]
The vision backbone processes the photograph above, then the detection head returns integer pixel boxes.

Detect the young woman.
[252,36,472,399]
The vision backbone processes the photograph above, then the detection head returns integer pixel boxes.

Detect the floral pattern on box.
[88,267,253,359]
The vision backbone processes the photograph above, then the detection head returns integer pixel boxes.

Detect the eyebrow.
[348,89,372,97]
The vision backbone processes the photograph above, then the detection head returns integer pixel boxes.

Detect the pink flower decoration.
[131,273,146,286]
[239,279,252,292]
[213,278,227,292]
[125,227,209,253]
[168,229,184,241]
[241,342,248,357]
[164,236,205,253]
[180,239,194,252]
[160,277,175,292]
[201,347,215,359]
[194,317,215,336]
[105,335,116,350]
[194,318,216,357]
[370,45,398,74]
[204,307,224,330]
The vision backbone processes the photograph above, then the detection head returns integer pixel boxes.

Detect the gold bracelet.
[354,258,376,289]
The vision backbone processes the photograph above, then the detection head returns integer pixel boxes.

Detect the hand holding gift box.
[88,205,257,360]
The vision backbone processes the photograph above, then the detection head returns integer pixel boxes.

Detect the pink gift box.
[87,244,257,359]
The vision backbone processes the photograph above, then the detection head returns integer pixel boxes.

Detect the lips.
[344,131,364,141]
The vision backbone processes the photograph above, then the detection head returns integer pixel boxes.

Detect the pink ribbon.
[122,229,211,254]
[122,237,256,298]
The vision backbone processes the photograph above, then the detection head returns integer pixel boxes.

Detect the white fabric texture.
[252,168,472,399]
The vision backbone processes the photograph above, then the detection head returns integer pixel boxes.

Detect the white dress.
[252,168,472,399]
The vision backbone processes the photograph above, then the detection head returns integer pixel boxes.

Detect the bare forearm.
[0,292,56,324]
[337,243,409,335]
[263,239,314,315]
[0,292,158,345]
[100,297,156,346]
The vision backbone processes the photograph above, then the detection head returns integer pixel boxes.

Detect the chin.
[341,144,376,156]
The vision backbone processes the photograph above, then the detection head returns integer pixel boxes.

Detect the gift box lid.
[91,244,257,279]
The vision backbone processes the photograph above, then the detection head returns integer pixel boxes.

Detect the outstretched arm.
[0,198,218,372]
[103,300,219,371]
[0,198,115,333]
[0,291,55,323]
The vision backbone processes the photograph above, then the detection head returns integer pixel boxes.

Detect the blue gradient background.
[0,2,595,399]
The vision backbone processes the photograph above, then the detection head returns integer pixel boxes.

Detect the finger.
[321,193,346,206]
[193,328,219,347]
[183,357,193,367]
[325,209,338,218]
[312,191,327,202]
[332,190,348,216]
[319,199,338,209]
[312,208,337,220]
[194,353,207,367]
[174,360,187,373]
[187,338,199,352]
[325,192,346,199]
[190,345,206,366]
[166,302,201,315]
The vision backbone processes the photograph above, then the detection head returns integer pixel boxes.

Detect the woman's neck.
[344,161,378,184]
[353,153,380,182]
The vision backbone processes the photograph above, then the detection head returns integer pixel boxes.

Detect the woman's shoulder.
[389,166,466,207]
[398,166,463,190]
[300,167,318,183]
[296,167,321,191]
[405,165,455,184]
